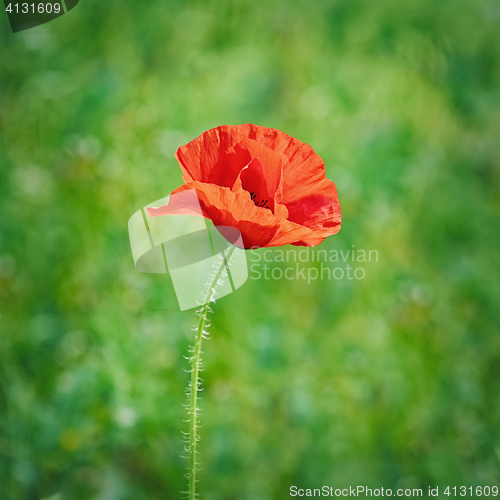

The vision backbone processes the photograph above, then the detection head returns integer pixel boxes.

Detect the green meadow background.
[1,0,499,498]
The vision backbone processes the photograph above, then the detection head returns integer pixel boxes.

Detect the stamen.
[248,192,272,212]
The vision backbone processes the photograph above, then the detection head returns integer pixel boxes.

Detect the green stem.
[187,245,236,500]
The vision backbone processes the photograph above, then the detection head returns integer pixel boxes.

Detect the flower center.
[249,191,272,212]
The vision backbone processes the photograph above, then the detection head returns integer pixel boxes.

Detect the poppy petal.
[285,181,341,233]
[175,125,259,183]
[175,125,284,184]
[207,142,252,188]
[148,182,279,248]
[238,159,275,212]
[234,139,283,199]
[147,181,319,249]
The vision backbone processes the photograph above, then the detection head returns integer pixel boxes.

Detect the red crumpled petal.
[175,125,286,183]
[206,142,252,188]
[177,124,337,200]
[146,182,316,249]
[207,138,283,196]
[234,139,282,200]
[285,182,341,233]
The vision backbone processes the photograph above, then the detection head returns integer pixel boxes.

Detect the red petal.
[239,158,277,212]
[175,125,285,183]
[207,142,252,188]
[147,181,319,249]
[285,180,341,233]
[175,125,259,183]
[176,124,336,206]
[234,139,282,199]
[148,182,278,248]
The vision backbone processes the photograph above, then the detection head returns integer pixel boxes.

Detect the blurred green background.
[1,0,500,498]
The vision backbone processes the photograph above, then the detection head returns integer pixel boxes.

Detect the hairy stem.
[187,245,236,500]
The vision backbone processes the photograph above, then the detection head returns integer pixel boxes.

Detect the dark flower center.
[249,191,272,212]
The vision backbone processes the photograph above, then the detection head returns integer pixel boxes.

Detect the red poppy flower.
[147,124,341,249]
